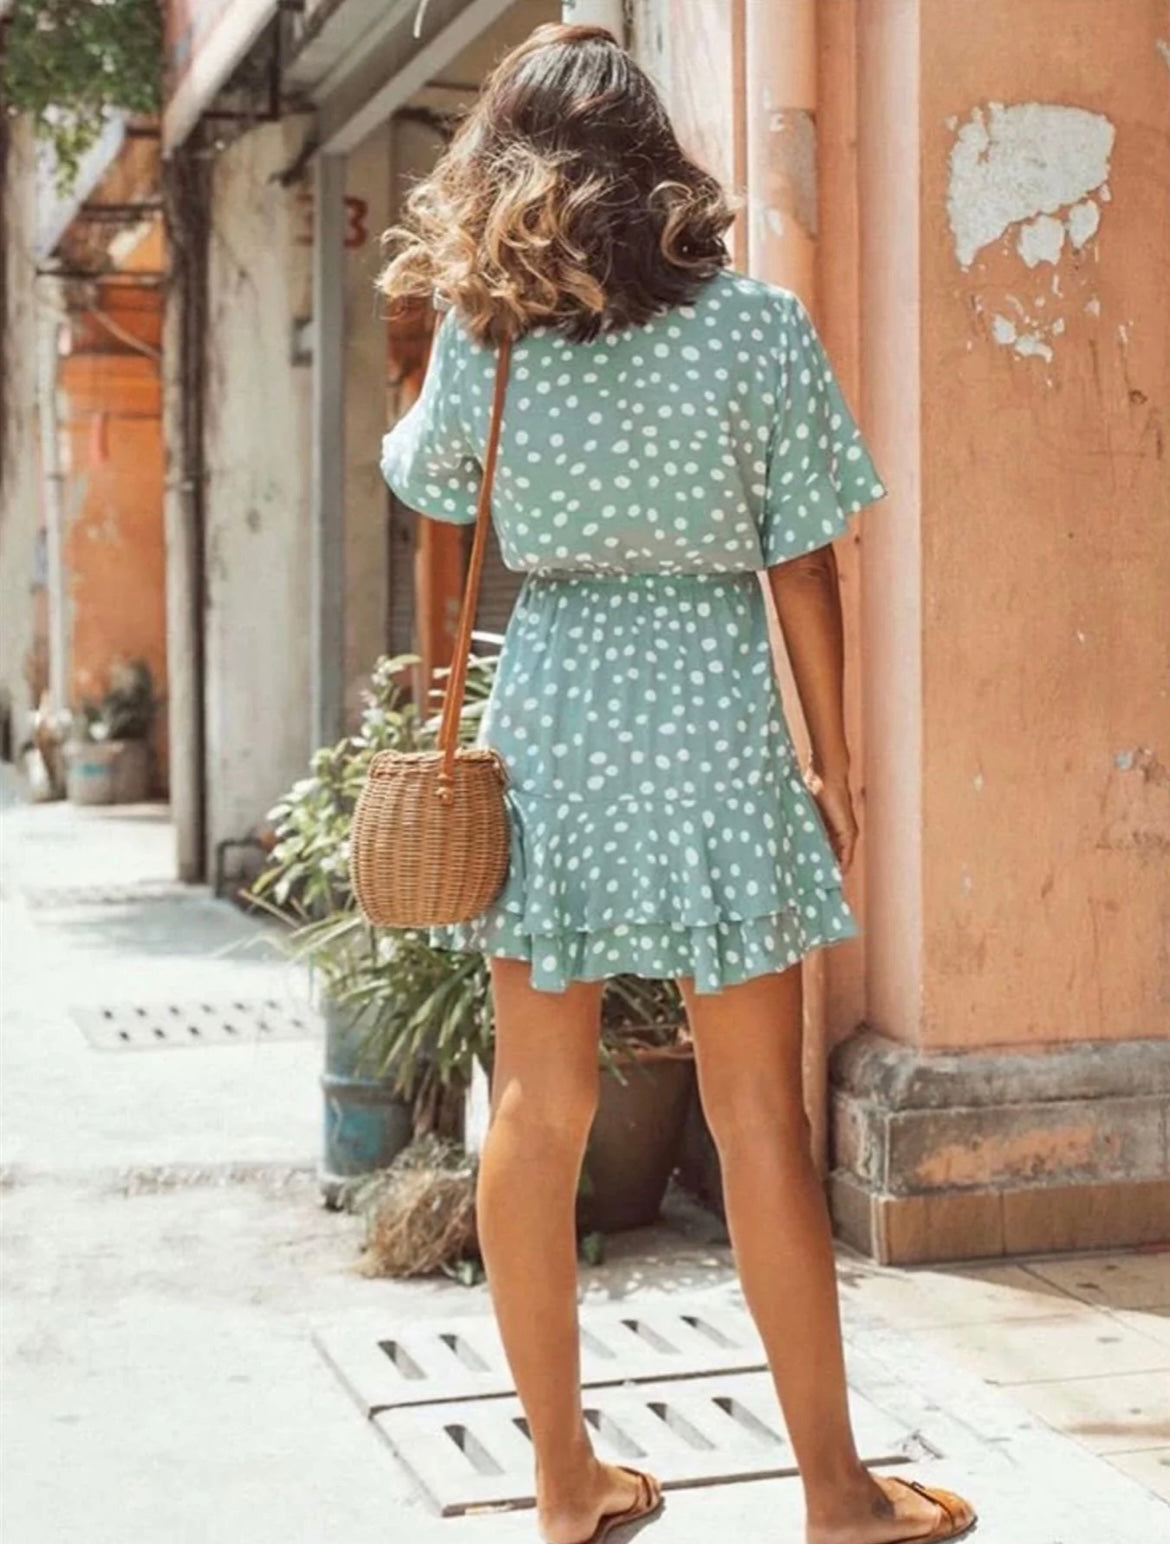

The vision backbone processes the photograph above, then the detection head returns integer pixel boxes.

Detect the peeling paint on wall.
[947,101,1119,369]
[1012,332,1054,362]
[1114,747,1169,787]
[991,314,1016,346]
[984,295,1066,363]
[1017,213,1064,268]
[752,100,818,248]
[1066,199,1101,249]
[947,102,1115,269]
[990,312,1053,362]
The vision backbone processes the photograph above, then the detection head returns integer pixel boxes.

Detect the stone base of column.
[828,1030,1170,1264]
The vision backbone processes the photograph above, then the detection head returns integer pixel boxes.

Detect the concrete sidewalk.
[1,776,1167,1543]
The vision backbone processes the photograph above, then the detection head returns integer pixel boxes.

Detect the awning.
[162,0,278,153]
[35,114,128,259]
[284,0,515,154]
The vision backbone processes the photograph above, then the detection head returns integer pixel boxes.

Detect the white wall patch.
[991,314,1017,345]
[1013,332,1054,363]
[1017,213,1065,268]
[989,311,1055,364]
[1066,199,1101,249]
[947,102,1115,269]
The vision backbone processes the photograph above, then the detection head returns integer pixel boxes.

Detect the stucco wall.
[918,0,1170,1047]
[343,124,392,722]
[0,119,45,751]
[638,0,1169,1058]
[203,121,313,858]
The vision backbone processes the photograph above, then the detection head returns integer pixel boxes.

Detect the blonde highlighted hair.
[378,23,735,344]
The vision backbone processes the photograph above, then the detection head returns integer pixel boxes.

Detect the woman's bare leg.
[679,966,954,1544]
[477,957,648,1544]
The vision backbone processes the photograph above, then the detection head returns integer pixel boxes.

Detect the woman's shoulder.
[434,302,481,357]
[694,268,804,320]
[687,271,816,368]
[438,271,812,372]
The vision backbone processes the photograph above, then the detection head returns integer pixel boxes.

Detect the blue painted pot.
[320,995,413,1208]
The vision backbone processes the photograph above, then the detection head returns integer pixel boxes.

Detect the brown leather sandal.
[576,1466,663,1544]
[887,1476,977,1543]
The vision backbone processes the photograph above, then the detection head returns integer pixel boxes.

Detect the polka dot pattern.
[378,271,886,996]
[426,572,860,995]
[380,271,887,573]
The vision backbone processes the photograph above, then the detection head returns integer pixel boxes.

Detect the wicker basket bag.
[350,335,513,928]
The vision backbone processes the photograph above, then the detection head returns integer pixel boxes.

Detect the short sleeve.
[759,292,887,566]
[380,308,482,524]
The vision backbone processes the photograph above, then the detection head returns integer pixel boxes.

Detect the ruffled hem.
[759,463,888,567]
[426,888,859,996]
[485,774,847,936]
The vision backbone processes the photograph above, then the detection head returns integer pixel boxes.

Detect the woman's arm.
[766,544,859,873]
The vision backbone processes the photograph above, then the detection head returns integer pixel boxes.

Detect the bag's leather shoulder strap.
[436,332,512,799]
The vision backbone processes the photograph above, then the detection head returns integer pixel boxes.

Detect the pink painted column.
[856,0,925,1055]
[815,0,869,1050]
[745,0,818,311]
[830,0,1170,1262]
[743,1,844,1169]
[661,0,743,242]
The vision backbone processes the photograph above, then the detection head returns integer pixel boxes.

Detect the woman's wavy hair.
[378,22,736,343]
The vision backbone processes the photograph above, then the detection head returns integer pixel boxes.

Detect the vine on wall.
[0,0,163,189]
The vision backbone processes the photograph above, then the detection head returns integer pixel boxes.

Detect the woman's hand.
[768,548,858,874]
[805,764,859,874]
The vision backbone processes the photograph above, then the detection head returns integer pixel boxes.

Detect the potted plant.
[358,950,695,1242]
[65,659,159,804]
[358,940,697,1243]
[250,652,497,1204]
[349,948,694,1276]
[254,646,697,1237]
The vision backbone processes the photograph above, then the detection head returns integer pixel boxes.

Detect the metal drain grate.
[24,880,196,910]
[373,1370,922,1514]
[314,1302,767,1416]
[71,997,321,1051]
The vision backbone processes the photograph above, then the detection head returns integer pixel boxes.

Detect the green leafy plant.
[251,649,688,1116]
[252,655,430,930]
[73,658,159,743]
[250,651,492,937]
[1,0,164,189]
[249,652,498,1109]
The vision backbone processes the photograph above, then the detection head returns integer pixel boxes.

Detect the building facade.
[2,0,1167,1260]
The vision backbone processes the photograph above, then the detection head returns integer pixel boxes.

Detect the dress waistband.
[521,567,759,588]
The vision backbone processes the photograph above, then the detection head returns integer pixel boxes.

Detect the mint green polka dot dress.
[380,270,887,995]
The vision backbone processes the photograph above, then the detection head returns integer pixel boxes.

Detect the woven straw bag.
[350,335,513,928]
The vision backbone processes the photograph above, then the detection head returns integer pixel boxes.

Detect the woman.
[379,23,975,1544]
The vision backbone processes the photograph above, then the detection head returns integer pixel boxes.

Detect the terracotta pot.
[676,1081,726,1221]
[577,1043,696,1235]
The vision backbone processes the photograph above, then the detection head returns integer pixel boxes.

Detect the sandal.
[576,1466,663,1543]
[886,1476,977,1543]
